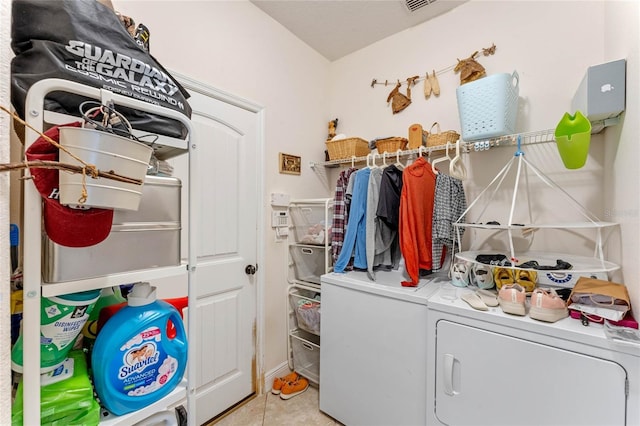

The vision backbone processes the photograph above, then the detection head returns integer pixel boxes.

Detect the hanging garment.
[374,164,404,273]
[334,168,371,273]
[387,82,410,114]
[365,167,384,280]
[331,167,357,263]
[432,174,467,272]
[399,157,437,287]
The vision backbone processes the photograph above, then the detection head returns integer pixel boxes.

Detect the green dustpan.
[554,111,592,169]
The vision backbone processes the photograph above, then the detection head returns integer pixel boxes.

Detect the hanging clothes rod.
[310,128,558,168]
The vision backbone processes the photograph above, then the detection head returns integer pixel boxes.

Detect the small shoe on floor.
[498,283,526,316]
[280,377,309,400]
[529,288,568,323]
[271,371,300,395]
[461,292,488,311]
[476,289,499,307]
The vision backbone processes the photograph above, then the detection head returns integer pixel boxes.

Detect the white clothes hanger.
[449,139,468,180]
[394,149,405,170]
[431,141,452,174]
[382,151,388,167]
[351,155,356,168]
[369,152,381,169]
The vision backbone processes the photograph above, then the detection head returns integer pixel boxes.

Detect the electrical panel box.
[572,59,626,132]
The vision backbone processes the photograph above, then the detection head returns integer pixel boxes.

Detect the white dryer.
[427,287,640,426]
[319,269,442,426]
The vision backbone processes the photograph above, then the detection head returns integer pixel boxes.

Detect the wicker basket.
[326,137,370,160]
[376,137,408,154]
[426,122,460,149]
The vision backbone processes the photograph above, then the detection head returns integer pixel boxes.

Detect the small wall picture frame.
[279,153,301,175]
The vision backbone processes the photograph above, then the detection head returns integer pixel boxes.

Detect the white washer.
[319,269,442,426]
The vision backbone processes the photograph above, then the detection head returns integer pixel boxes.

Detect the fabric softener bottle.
[92,282,187,416]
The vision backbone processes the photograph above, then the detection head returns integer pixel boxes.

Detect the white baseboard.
[263,361,292,395]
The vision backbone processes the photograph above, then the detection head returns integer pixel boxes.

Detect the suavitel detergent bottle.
[91,282,187,416]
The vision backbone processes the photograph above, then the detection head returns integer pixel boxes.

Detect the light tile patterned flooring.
[210,385,340,426]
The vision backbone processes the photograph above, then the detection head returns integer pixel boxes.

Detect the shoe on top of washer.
[529,288,568,323]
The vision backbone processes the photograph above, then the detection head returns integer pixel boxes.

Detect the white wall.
[603,0,640,311]
[114,0,332,376]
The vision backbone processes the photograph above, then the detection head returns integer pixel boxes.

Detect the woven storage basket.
[376,137,408,154]
[456,71,519,141]
[326,137,370,160]
[426,122,460,149]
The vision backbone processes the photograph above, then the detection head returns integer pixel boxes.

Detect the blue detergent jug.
[92,282,187,416]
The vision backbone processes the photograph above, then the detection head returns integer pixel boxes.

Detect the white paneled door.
[173,83,260,425]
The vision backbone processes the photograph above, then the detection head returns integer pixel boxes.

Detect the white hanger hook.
[372,152,381,168]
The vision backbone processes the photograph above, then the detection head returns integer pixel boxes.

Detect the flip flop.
[461,292,488,311]
[476,289,499,307]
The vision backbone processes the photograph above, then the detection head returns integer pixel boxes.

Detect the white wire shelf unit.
[20,78,196,425]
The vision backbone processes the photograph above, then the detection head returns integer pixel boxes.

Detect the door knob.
[245,264,257,275]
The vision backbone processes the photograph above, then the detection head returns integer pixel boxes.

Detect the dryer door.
[435,320,627,426]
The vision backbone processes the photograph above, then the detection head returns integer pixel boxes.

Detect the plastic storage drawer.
[290,289,321,335]
[289,204,333,245]
[290,329,320,384]
[290,245,328,284]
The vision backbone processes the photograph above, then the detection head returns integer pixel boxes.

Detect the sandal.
[461,292,488,311]
[476,289,499,307]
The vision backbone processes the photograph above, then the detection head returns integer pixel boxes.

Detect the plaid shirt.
[331,167,357,264]
[432,173,467,271]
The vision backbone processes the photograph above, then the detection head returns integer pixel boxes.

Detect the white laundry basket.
[457,71,520,141]
[58,126,152,211]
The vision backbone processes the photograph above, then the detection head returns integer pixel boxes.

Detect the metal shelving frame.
[20,78,196,425]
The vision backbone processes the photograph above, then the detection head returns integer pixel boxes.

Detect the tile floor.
[209,385,340,426]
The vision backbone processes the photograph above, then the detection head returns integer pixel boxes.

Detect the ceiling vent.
[404,0,438,13]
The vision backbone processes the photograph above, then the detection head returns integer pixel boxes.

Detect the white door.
[173,83,261,425]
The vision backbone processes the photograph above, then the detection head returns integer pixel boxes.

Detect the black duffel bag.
[11,0,192,139]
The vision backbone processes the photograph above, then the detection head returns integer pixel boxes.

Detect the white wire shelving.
[309,128,557,168]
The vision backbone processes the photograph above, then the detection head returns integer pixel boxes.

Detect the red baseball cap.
[25,122,114,248]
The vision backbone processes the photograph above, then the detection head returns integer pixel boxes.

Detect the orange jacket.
[399,157,437,286]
